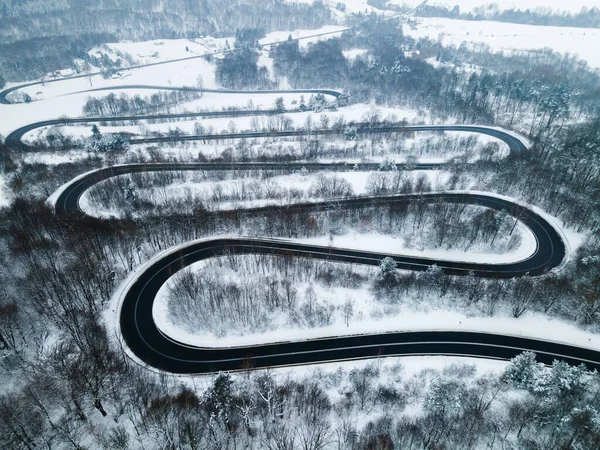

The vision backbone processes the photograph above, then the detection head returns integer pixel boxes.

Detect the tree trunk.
[94,398,108,417]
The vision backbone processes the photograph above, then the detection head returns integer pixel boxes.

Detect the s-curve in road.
[46,128,583,374]
[113,235,588,375]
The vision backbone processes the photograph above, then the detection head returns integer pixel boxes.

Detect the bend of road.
[112,194,570,374]
[44,121,586,374]
[7,119,527,154]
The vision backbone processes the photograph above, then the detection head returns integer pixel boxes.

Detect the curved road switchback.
[112,194,569,374]
[7,120,527,155]
[43,121,585,374]
[5,26,574,375]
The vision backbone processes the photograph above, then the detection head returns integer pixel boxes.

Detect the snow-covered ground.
[0,175,11,207]
[77,169,447,217]
[388,0,600,13]
[12,58,218,104]
[20,150,93,166]
[92,36,230,65]
[262,354,508,386]
[343,49,368,60]
[155,280,600,353]
[296,225,536,265]
[404,17,600,68]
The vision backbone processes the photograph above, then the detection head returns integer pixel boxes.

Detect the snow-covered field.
[93,36,230,65]
[12,58,218,104]
[404,17,600,68]
[388,0,600,13]
[296,225,536,265]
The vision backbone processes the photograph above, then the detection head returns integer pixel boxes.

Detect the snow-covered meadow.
[404,17,600,68]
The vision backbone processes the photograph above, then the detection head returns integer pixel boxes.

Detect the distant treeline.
[412,3,600,28]
[82,90,203,117]
[0,0,331,81]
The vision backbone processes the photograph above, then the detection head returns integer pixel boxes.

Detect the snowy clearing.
[389,0,600,14]
[155,284,600,355]
[21,104,436,145]
[404,17,600,68]
[295,225,536,265]
[93,35,230,65]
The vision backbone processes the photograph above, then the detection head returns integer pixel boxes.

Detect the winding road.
[4,61,592,374]
[42,122,594,374]
[7,118,526,153]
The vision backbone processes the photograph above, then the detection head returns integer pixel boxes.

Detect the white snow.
[20,151,92,165]
[265,354,508,380]
[12,57,218,105]
[94,36,230,65]
[343,49,368,60]
[296,224,536,264]
[154,288,600,355]
[391,0,600,14]
[404,17,600,68]
[22,103,428,144]
[0,174,11,207]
